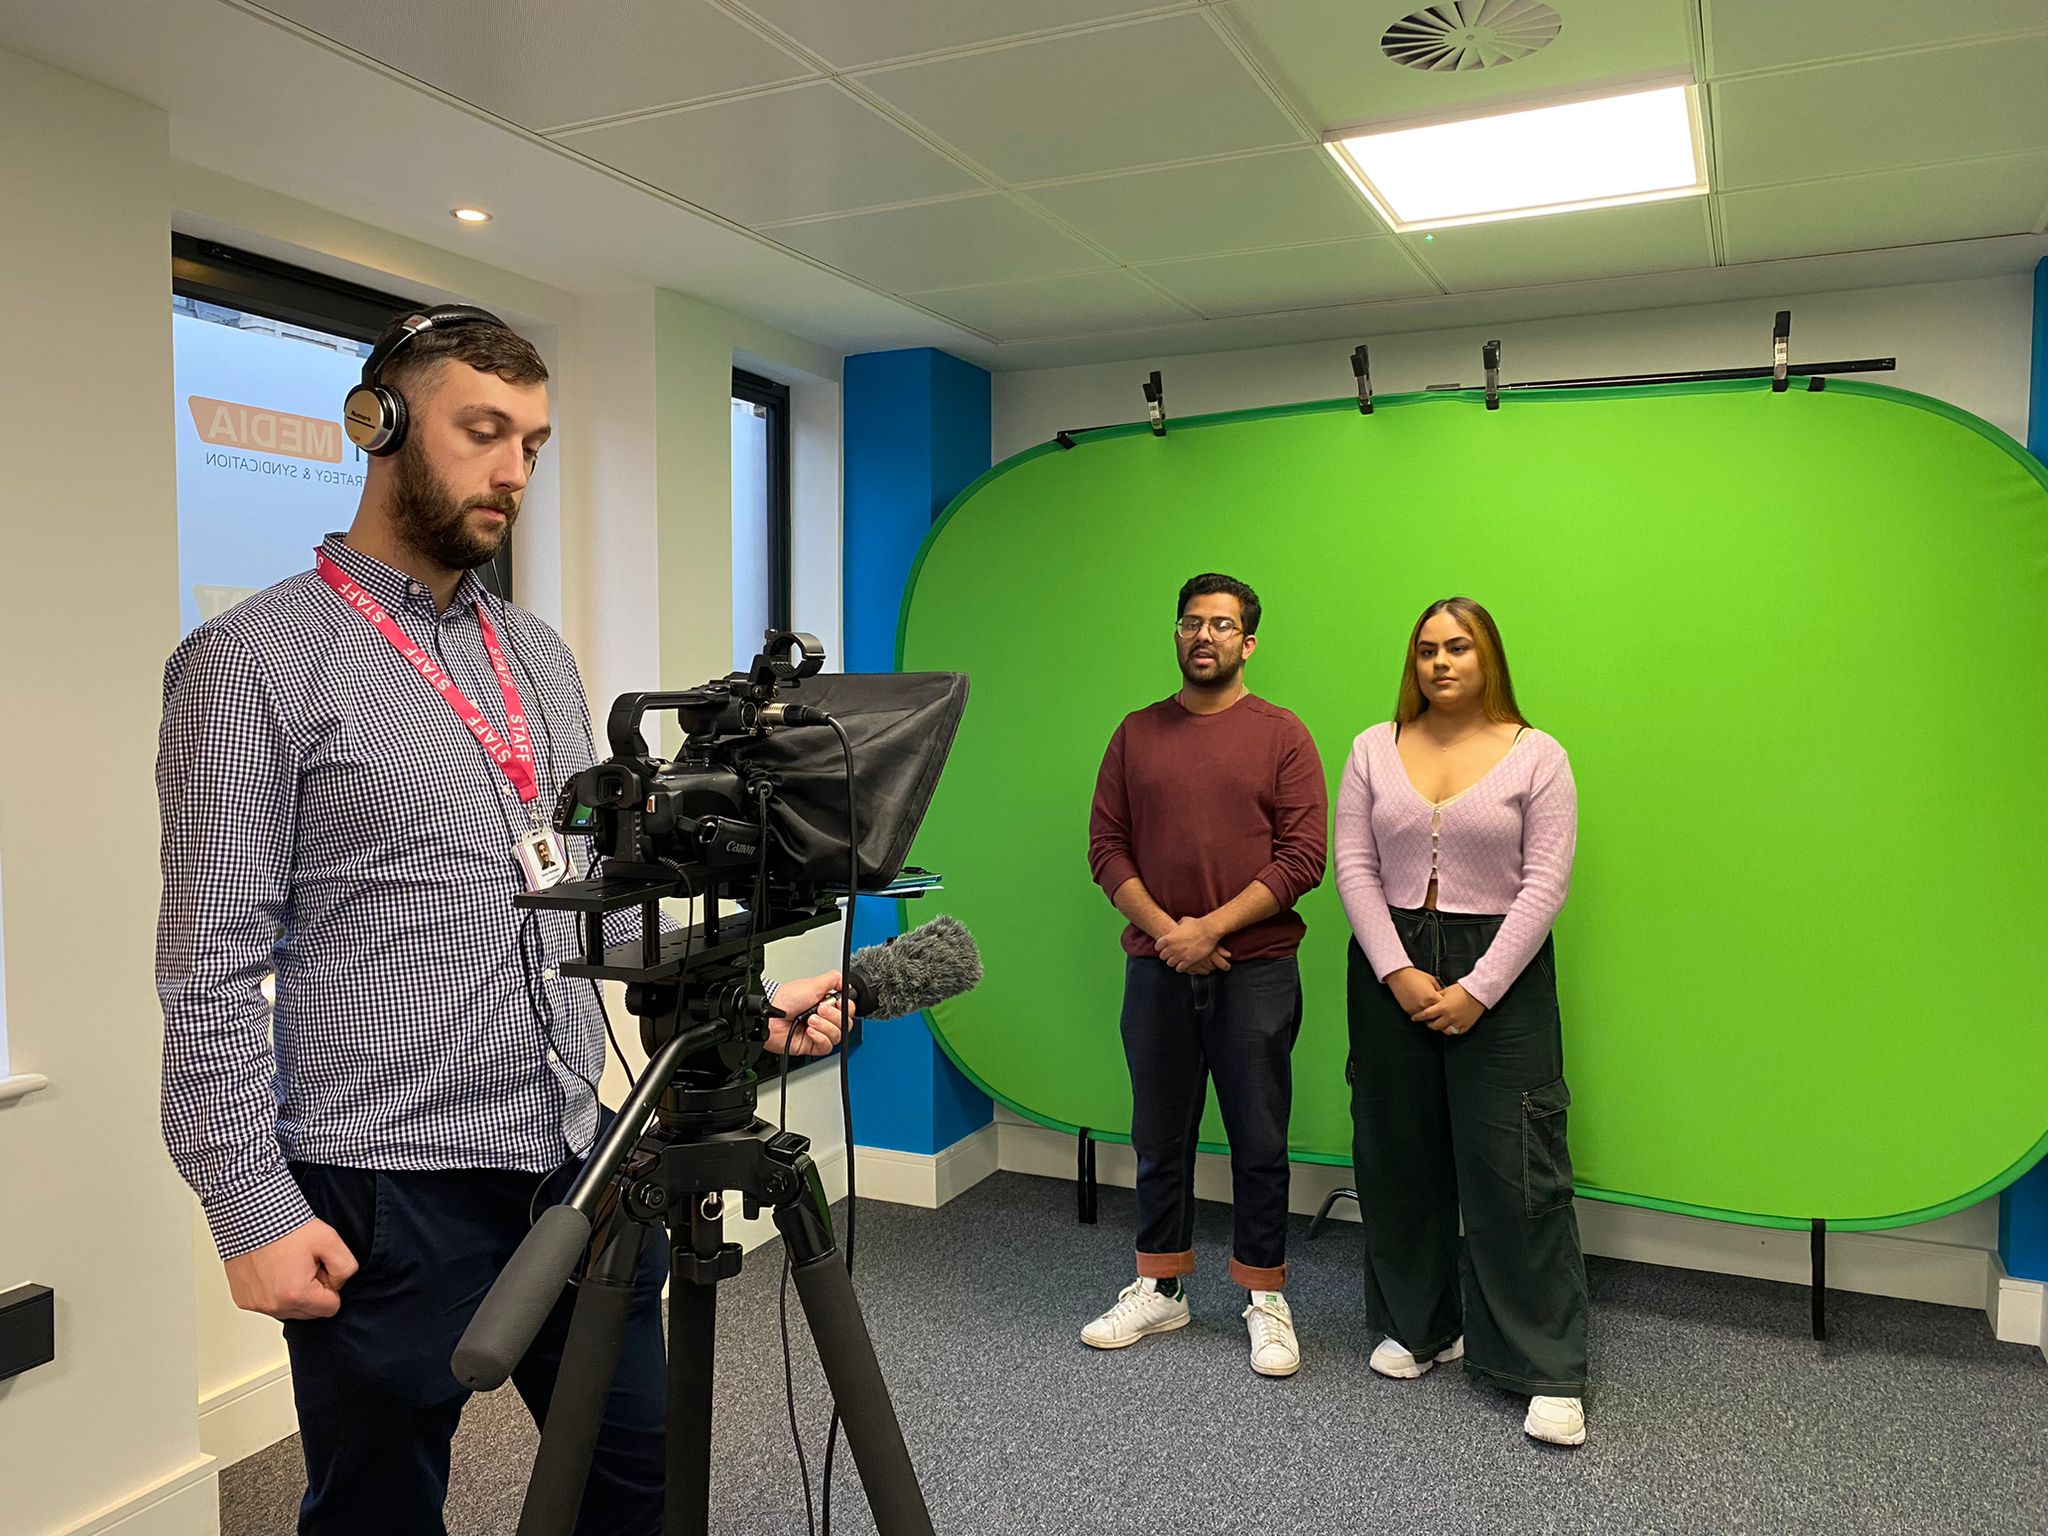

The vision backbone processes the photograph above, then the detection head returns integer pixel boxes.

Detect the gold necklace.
[1425,719,1492,751]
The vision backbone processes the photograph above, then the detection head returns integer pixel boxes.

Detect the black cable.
[581,845,639,1094]
[594,978,637,1090]
[779,1237,818,1536]
[754,787,819,1536]
[503,627,638,1229]
[507,627,642,1100]
[520,910,601,1109]
[520,906,603,1231]
[505,630,625,1094]
[819,717,858,1536]
[655,857,700,1004]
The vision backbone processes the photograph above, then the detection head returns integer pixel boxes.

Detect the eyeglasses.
[1176,616,1240,638]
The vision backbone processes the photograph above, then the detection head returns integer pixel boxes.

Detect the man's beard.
[388,436,516,572]
[1179,649,1244,689]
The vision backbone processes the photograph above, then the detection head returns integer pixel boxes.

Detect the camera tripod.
[453,884,935,1536]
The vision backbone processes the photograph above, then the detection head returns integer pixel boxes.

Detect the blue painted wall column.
[2001,255,2048,1283]
[841,348,993,1156]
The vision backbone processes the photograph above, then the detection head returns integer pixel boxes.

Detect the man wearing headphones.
[156,306,849,1533]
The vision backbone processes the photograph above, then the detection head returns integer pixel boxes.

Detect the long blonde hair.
[1393,596,1528,727]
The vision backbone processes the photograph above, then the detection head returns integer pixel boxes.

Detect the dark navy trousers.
[282,1146,669,1535]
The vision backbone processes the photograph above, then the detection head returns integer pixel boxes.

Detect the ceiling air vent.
[1381,0,1563,72]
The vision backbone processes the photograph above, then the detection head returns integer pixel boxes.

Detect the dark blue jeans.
[282,1149,669,1535]
[1120,953,1302,1290]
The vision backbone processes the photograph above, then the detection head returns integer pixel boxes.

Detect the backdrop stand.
[1812,1219,1829,1340]
[1076,1128,1098,1224]
[1309,1186,1357,1239]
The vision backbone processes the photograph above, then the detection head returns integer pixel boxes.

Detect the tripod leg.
[776,1170,935,1536]
[519,1213,649,1536]
[667,1198,725,1536]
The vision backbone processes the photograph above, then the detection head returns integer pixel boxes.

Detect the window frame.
[173,233,420,344]
[731,368,793,639]
[170,234,514,599]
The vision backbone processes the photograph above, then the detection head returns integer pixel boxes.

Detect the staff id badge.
[516,824,571,891]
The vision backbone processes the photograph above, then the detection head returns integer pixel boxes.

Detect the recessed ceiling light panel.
[1324,81,1708,232]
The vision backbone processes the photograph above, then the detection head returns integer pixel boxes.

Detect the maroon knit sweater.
[1088,693,1329,962]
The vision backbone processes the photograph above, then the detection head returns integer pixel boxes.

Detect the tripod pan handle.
[451,1205,592,1389]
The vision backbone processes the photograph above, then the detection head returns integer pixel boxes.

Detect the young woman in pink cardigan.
[1333,596,1590,1447]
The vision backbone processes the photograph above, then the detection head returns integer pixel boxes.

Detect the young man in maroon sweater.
[1083,573,1329,1376]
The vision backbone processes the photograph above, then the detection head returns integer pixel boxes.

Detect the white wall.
[0,47,857,1513]
[989,269,2036,1296]
[994,274,2035,460]
[168,163,598,1473]
[0,45,218,1536]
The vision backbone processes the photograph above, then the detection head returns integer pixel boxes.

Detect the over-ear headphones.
[342,304,510,457]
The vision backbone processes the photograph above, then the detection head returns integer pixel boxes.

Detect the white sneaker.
[1524,1395,1586,1446]
[1242,1291,1300,1377]
[1368,1334,1464,1379]
[1081,1278,1190,1350]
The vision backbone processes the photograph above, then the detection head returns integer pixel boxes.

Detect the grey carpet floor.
[222,1171,2048,1536]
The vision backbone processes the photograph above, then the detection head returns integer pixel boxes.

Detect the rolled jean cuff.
[1136,1249,1195,1279]
[1229,1257,1287,1291]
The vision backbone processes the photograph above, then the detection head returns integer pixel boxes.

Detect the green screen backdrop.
[897,379,2048,1231]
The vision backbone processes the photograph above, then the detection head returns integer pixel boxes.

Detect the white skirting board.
[988,1114,2044,1343]
[1990,1261,2048,1360]
[200,1361,297,1475]
[42,1455,218,1536]
[852,1124,1000,1210]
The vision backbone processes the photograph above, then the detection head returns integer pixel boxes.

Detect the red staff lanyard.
[315,551,538,805]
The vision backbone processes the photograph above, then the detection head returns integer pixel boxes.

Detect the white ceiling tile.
[766,196,1111,292]
[1720,154,2048,263]
[855,13,1302,182]
[557,83,983,226]
[1714,36,2048,189]
[1401,196,1714,289]
[258,0,812,131]
[1224,0,1696,129]
[1141,237,1436,315]
[905,270,1197,339]
[734,0,1194,70]
[1706,0,2048,77]
[1024,149,1384,261]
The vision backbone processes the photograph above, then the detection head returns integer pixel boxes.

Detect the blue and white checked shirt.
[160,536,625,1259]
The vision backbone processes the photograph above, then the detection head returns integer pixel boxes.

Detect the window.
[170,236,511,631]
[731,369,792,673]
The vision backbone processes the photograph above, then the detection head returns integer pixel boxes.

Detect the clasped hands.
[1388,966,1485,1036]
[1155,914,1231,974]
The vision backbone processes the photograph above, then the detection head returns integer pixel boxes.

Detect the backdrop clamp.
[1143,370,1166,436]
[1352,344,1374,414]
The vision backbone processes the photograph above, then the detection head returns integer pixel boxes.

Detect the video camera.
[519,632,969,1070]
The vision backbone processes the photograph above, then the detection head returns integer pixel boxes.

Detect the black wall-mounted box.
[0,1284,55,1381]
